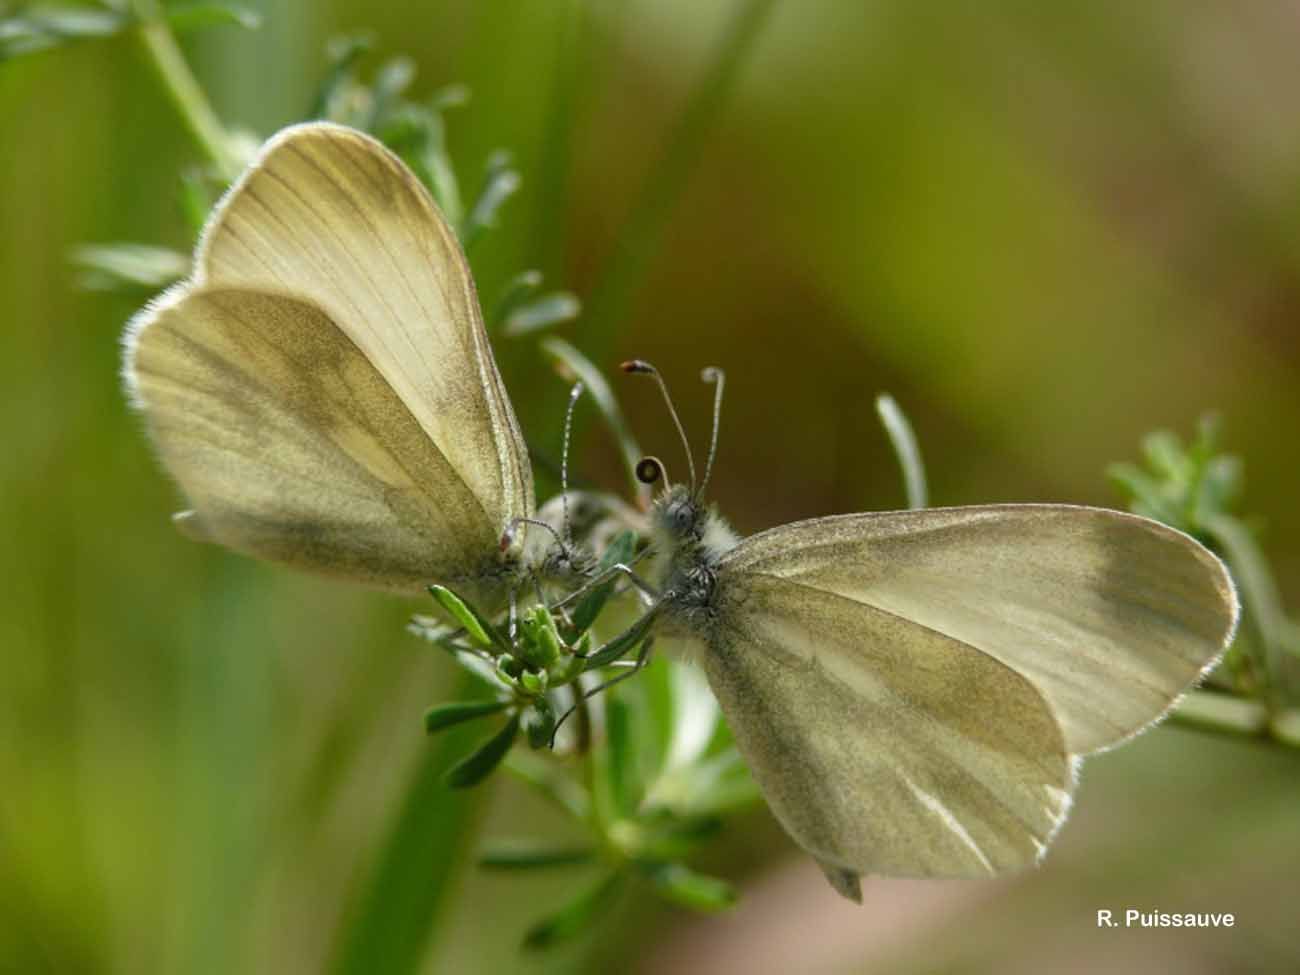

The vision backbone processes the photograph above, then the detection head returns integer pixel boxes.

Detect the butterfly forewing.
[721,504,1238,754]
[195,122,532,537]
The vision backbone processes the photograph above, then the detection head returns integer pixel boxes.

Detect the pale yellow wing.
[695,571,1074,894]
[723,504,1238,754]
[125,287,505,592]
[194,121,532,533]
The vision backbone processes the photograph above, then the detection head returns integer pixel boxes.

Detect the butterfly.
[124,122,580,603]
[607,362,1239,901]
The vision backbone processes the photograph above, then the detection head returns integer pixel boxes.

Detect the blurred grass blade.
[443,715,521,789]
[575,0,777,363]
[522,870,625,950]
[330,673,497,975]
[600,695,638,818]
[479,841,596,870]
[648,862,736,912]
[503,291,581,337]
[503,751,591,821]
[875,393,928,510]
[541,337,646,503]
[424,700,508,735]
[429,81,470,111]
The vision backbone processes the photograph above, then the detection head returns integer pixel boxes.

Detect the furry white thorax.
[647,485,739,638]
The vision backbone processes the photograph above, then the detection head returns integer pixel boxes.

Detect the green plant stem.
[130,0,239,180]
[1171,689,1268,737]
[330,672,497,975]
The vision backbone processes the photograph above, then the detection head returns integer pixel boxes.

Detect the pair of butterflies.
[124,123,1239,902]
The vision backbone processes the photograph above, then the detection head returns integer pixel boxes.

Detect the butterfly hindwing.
[126,287,503,590]
[698,569,1074,885]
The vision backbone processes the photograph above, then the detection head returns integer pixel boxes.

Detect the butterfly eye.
[670,503,693,533]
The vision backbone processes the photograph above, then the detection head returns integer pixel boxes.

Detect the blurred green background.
[2,1,1298,972]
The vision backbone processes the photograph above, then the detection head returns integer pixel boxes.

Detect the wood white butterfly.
[124,123,541,599]
[618,364,1239,900]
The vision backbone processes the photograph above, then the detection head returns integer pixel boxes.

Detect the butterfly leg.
[550,637,657,748]
[552,562,660,612]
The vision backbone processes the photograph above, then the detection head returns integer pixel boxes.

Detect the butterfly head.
[622,360,735,583]
[639,458,737,584]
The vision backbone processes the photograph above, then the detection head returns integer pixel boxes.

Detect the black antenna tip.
[635,456,665,485]
[621,359,656,375]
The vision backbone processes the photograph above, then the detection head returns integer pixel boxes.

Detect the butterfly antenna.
[622,360,696,493]
[560,381,584,548]
[697,367,725,498]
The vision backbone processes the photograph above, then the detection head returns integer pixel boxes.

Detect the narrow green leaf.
[311,33,371,120]
[1142,430,1189,483]
[584,610,657,670]
[423,699,507,735]
[1,7,127,59]
[522,871,625,950]
[875,393,928,510]
[490,269,543,330]
[71,242,188,291]
[647,862,736,912]
[443,715,520,789]
[462,151,520,250]
[366,55,416,129]
[479,841,596,870]
[503,291,581,336]
[570,530,638,636]
[165,2,262,33]
[1206,512,1295,665]
[427,584,505,652]
[1172,689,1268,736]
